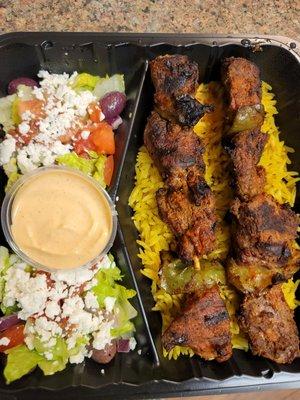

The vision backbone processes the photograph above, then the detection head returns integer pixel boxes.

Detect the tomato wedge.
[73,137,94,156]
[90,122,115,155]
[104,155,114,186]
[88,102,102,123]
[0,324,25,352]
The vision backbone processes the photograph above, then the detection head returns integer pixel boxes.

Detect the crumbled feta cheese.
[6,70,97,171]
[32,71,95,143]
[52,262,100,286]
[85,291,99,310]
[97,255,112,270]
[0,136,16,165]
[104,296,116,313]
[129,337,137,351]
[0,337,10,346]
[69,344,88,364]
[17,140,71,174]
[3,268,48,319]
[100,369,105,375]
[69,352,85,364]
[66,335,77,350]
[34,316,62,343]
[45,300,60,319]
[92,320,114,350]
[18,122,30,135]
[44,351,53,360]
[0,247,125,368]
[24,334,34,350]
[81,130,90,140]
[137,349,142,355]
[21,110,34,121]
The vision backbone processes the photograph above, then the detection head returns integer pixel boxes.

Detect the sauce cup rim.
[1,165,118,272]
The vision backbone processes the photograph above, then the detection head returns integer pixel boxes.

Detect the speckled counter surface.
[0,0,299,41]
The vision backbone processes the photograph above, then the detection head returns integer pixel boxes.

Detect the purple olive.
[92,341,117,364]
[100,91,126,120]
[7,77,38,95]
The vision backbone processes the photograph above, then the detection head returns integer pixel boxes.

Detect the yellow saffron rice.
[128,81,299,360]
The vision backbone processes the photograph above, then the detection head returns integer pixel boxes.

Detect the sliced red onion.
[8,77,38,95]
[116,339,130,353]
[0,314,20,331]
[107,115,123,130]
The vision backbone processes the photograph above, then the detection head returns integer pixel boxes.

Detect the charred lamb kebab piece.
[239,284,299,364]
[222,57,299,364]
[144,54,232,362]
[150,54,213,126]
[162,285,232,362]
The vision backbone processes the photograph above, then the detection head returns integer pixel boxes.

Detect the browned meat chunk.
[144,111,216,260]
[150,54,212,126]
[230,194,299,267]
[144,111,205,194]
[221,57,261,112]
[239,284,299,364]
[162,285,232,362]
[157,187,216,260]
[223,128,268,200]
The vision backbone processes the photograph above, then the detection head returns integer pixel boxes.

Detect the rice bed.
[128,81,299,360]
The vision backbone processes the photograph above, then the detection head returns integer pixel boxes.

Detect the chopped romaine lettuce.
[17,84,34,100]
[3,158,21,191]
[0,246,10,301]
[0,246,25,315]
[93,74,125,100]
[93,154,106,188]
[92,258,137,338]
[38,358,66,376]
[0,94,16,132]
[111,321,135,337]
[72,73,100,92]
[4,345,42,384]
[56,151,107,188]
[11,96,21,125]
[4,335,87,383]
[4,339,70,383]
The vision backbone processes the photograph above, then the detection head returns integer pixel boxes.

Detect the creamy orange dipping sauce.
[10,169,113,270]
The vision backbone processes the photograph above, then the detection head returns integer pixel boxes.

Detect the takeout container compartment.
[0,32,300,399]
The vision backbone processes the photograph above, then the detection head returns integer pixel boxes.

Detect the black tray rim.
[0,31,300,398]
[0,32,299,57]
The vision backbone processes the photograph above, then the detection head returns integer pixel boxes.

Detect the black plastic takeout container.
[0,32,300,400]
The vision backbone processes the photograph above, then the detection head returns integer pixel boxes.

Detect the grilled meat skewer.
[222,57,300,293]
[145,54,231,362]
[150,54,213,126]
[221,56,299,364]
[222,57,266,200]
[144,111,216,260]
